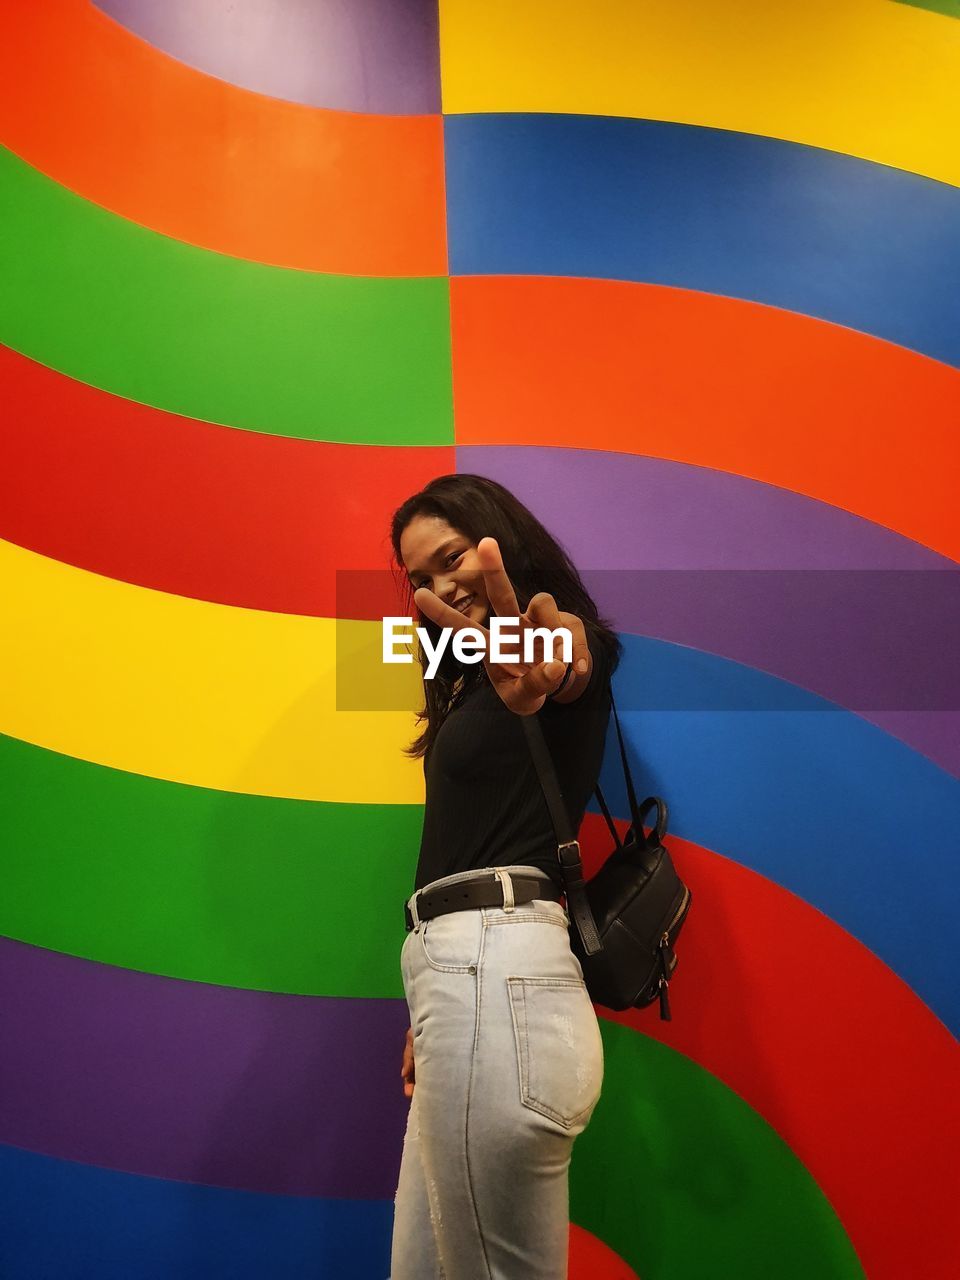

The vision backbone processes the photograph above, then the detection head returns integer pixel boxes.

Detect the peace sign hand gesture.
[413,536,590,717]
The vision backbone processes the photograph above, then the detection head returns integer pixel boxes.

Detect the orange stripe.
[0,0,446,276]
[452,276,960,561]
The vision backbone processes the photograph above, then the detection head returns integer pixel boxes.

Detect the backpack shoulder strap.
[520,711,603,955]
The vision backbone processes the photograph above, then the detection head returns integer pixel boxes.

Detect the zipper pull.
[657,932,673,1020]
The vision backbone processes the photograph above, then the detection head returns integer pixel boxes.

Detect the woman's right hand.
[413,536,590,717]
[401,1026,416,1098]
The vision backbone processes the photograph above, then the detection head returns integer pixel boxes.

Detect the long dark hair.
[389,473,622,759]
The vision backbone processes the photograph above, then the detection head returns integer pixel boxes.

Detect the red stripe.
[0,346,450,612]
[570,1223,640,1278]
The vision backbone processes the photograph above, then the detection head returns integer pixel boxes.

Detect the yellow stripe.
[0,540,425,803]
[439,0,960,187]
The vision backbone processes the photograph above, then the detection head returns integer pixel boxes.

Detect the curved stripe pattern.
[575,1025,864,1279]
[0,943,862,1276]
[2,597,958,1026]
[0,539,425,805]
[461,444,960,778]
[1,2,956,1276]
[0,937,408,1200]
[3,351,957,774]
[0,148,452,444]
[1,734,953,1277]
[0,343,453,615]
[610,576,960,778]
[3,336,951,580]
[439,0,960,188]
[3,340,950,614]
[614,843,959,1280]
[0,733,421,995]
[2,348,956,772]
[898,1,960,17]
[896,1,960,19]
[443,115,960,368]
[568,1226,641,1279]
[0,1143,393,1280]
[95,0,441,114]
[0,1145,637,1280]
[452,279,960,564]
[457,445,955,572]
[0,0,446,275]
[605,656,960,1034]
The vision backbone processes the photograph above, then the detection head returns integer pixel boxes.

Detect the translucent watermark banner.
[334,568,960,713]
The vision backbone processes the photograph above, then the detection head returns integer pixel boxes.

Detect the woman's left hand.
[413,536,590,716]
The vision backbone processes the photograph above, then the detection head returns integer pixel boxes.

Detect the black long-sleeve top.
[413,626,613,893]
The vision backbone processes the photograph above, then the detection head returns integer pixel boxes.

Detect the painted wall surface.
[1,2,958,1276]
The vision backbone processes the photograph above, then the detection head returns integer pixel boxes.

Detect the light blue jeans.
[390,865,605,1280]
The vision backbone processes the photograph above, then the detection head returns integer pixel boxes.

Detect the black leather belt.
[404,873,565,932]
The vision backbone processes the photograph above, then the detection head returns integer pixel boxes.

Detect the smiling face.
[399,514,490,624]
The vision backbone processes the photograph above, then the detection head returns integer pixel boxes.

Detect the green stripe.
[894,0,960,18]
[0,146,453,444]
[0,734,419,996]
[574,1023,865,1278]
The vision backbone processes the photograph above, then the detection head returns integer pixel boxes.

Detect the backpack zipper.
[663,883,690,942]
[656,883,691,1021]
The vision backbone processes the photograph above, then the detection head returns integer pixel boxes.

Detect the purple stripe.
[94,0,441,115]
[459,447,960,776]
[0,937,408,1199]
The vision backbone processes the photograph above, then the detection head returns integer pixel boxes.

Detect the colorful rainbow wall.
[1,2,958,1276]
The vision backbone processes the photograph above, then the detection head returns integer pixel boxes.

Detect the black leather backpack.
[522,690,692,1019]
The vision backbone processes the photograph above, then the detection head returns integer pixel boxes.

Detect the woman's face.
[399,515,490,625]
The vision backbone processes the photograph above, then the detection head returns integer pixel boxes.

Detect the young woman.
[388,474,622,1280]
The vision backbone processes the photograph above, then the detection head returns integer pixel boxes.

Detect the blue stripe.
[596,634,960,1033]
[0,1143,392,1279]
[444,114,960,368]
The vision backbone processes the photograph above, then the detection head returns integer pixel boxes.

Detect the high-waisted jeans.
[390,865,605,1280]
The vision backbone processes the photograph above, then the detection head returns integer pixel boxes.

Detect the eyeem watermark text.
[383,617,572,680]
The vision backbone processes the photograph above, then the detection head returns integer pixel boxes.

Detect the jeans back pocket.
[506,976,604,1129]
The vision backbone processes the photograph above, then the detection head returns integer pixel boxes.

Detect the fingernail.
[576,658,588,673]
